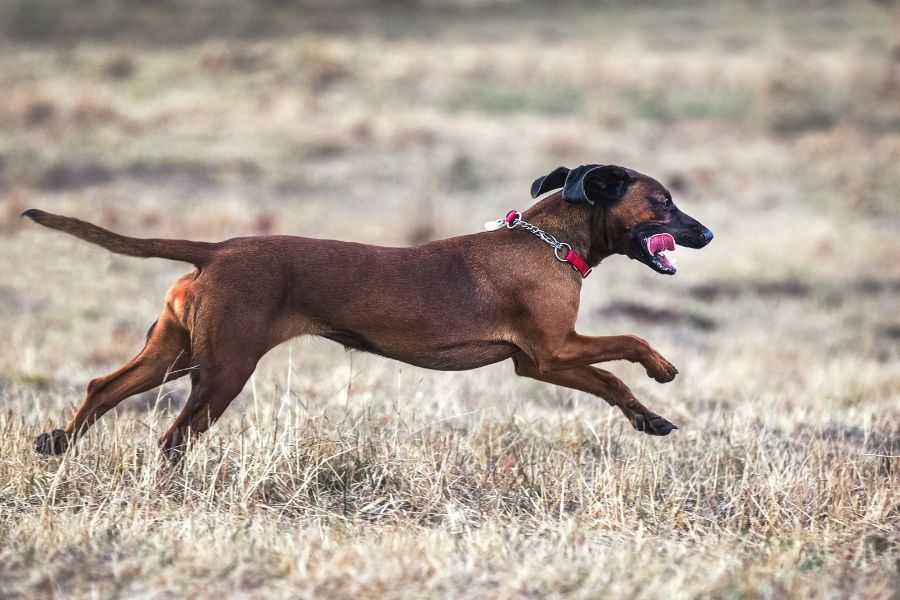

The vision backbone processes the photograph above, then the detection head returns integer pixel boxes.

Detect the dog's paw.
[647,358,678,383]
[34,429,69,455]
[633,414,678,436]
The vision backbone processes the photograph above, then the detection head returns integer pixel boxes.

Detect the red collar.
[494,210,592,279]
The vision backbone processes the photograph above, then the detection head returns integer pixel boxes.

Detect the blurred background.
[1,2,899,596]
[1,0,897,385]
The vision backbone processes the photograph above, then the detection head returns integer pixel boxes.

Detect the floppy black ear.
[530,166,570,198]
[562,164,630,206]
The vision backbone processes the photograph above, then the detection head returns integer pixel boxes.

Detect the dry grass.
[1,2,899,598]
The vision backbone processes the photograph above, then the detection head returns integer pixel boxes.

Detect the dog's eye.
[653,196,671,207]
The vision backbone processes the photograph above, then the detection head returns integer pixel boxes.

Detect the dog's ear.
[530,166,570,198]
[563,164,631,206]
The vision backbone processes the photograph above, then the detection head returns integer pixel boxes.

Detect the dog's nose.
[701,227,714,245]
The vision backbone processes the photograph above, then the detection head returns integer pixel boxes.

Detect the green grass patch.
[626,87,753,124]
[443,83,585,117]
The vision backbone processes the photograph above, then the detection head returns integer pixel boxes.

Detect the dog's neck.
[522,193,616,267]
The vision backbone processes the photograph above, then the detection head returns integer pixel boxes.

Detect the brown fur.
[25,167,712,460]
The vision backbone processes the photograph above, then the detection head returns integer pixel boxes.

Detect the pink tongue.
[648,233,675,254]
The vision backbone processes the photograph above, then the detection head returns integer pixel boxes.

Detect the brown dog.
[25,164,712,459]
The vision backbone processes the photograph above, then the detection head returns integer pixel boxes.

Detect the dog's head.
[531,164,713,275]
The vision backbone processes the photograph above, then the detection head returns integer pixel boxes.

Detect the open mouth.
[644,233,677,274]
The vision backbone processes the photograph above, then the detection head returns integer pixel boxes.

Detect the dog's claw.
[633,415,677,436]
[34,429,69,455]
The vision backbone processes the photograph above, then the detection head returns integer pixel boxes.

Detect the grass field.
[1,2,899,598]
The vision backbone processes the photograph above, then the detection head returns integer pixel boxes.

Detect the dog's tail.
[22,209,216,266]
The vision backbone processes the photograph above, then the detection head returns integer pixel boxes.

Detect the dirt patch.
[0,285,25,313]
[34,158,264,192]
[38,161,115,191]
[853,277,900,294]
[597,301,717,331]
[126,158,262,187]
[22,98,56,127]
[100,53,136,79]
[688,277,900,303]
[881,324,900,340]
[813,423,899,450]
[688,280,811,302]
[126,159,217,187]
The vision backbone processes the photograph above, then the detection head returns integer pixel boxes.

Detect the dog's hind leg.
[156,355,258,463]
[34,311,192,455]
[511,352,677,436]
[155,315,269,461]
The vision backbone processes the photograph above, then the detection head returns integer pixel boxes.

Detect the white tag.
[484,219,503,231]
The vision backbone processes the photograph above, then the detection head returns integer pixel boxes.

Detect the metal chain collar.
[504,212,572,263]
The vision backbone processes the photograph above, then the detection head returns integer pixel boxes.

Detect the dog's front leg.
[528,333,678,383]
[512,352,677,435]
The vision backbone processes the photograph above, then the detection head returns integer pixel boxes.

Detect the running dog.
[25,163,713,459]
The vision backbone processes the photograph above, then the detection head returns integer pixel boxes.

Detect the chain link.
[506,214,571,262]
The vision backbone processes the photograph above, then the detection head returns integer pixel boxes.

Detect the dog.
[25,164,712,459]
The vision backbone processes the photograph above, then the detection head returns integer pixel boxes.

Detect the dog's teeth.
[658,250,676,269]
